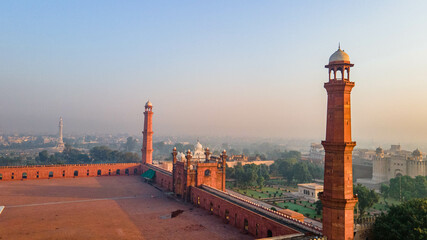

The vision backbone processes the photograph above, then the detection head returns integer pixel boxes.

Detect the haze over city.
[1,1,427,146]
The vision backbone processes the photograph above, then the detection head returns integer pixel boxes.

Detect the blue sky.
[1,1,427,145]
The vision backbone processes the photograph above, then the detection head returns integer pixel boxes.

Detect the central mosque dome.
[329,47,350,63]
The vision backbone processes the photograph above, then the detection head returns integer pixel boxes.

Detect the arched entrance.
[125,169,129,175]
[22,172,27,179]
[267,230,273,237]
[97,170,101,176]
[116,169,120,175]
[49,171,54,178]
[244,219,249,231]
[175,178,183,197]
[74,170,79,177]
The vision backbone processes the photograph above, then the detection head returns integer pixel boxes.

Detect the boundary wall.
[0,163,141,181]
[191,186,305,238]
[141,163,173,191]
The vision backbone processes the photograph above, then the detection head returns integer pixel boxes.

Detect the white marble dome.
[193,141,205,161]
[329,48,350,63]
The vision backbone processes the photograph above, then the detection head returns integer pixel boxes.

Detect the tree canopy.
[386,175,427,201]
[227,163,270,189]
[354,184,379,216]
[269,156,323,184]
[373,198,427,240]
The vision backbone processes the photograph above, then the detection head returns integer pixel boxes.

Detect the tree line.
[381,175,427,201]
[226,162,270,188]
[226,150,324,188]
[0,145,140,166]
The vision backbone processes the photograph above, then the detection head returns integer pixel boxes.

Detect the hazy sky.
[1,1,427,144]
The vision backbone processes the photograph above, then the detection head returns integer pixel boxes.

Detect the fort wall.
[191,186,302,238]
[0,163,141,181]
[141,163,173,191]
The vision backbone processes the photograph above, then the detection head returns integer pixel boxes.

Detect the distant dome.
[177,152,186,161]
[193,141,205,161]
[145,100,153,108]
[376,147,384,154]
[329,48,350,63]
[195,141,203,151]
[412,149,422,157]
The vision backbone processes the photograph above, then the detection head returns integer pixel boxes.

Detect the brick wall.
[191,187,301,238]
[0,163,141,181]
[141,164,173,191]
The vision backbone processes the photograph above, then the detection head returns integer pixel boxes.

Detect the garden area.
[234,186,287,199]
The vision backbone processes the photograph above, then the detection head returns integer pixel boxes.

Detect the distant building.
[229,154,248,162]
[357,145,427,188]
[297,183,323,202]
[308,143,324,164]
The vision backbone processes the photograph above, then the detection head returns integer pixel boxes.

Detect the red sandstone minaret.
[142,100,153,165]
[320,46,358,240]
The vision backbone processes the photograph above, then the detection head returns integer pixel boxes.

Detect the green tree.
[123,137,137,152]
[373,198,427,240]
[292,162,312,183]
[38,150,49,163]
[388,176,427,201]
[380,184,390,203]
[354,184,379,216]
[274,158,297,183]
[226,164,235,179]
[90,146,113,163]
[315,200,322,215]
[257,176,265,189]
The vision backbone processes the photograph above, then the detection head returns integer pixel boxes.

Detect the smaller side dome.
[145,100,153,108]
[412,149,422,157]
[376,147,384,154]
[329,48,350,63]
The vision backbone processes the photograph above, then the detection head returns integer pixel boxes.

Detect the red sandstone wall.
[0,163,141,181]
[191,187,300,238]
[141,164,173,192]
[196,163,225,191]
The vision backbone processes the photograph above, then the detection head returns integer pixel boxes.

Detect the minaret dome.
[329,48,350,64]
[145,100,153,108]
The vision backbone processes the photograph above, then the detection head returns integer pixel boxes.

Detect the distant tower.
[319,46,358,240]
[141,100,153,164]
[57,117,65,152]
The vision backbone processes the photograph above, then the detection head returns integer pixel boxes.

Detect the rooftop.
[297,183,324,190]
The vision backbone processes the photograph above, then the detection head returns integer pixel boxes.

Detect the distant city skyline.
[1,1,427,145]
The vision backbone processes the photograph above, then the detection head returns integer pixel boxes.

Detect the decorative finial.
[338,42,341,49]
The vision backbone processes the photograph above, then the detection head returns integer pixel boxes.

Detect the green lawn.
[234,186,286,199]
[235,189,270,199]
[275,202,321,219]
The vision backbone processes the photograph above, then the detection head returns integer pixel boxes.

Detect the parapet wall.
[141,163,173,191]
[191,186,303,238]
[0,163,141,181]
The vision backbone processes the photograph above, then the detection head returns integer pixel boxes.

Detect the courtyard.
[0,176,252,240]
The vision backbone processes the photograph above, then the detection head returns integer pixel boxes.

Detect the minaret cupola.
[326,44,354,81]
